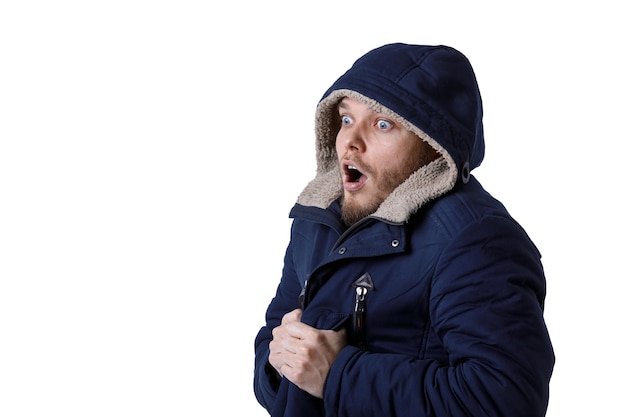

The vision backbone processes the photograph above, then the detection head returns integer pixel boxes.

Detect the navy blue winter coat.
[254,44,554,417]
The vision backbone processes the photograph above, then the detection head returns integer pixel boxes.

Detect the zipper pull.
[351,272,375,350]
[353,286,368,349]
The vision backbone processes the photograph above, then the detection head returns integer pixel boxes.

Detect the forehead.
[338,97,377,114]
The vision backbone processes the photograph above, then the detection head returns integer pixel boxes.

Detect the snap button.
[391,239,400,247]
[461,161,471,184]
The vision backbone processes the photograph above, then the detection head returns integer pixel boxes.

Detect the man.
[254,43,555,417]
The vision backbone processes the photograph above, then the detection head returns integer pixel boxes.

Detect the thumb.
[282,308,302,324]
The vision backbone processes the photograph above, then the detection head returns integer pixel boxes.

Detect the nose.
[337,124,365,153]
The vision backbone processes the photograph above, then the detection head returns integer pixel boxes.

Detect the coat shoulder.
[421,177,513,239]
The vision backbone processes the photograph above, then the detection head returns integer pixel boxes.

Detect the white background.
[1,1,624,416]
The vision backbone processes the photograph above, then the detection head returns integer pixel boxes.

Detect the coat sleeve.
[253,239,303,413]
[323,215,555,417]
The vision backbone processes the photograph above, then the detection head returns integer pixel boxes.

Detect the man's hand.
[268,309,348,398]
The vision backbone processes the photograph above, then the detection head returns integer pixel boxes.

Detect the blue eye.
[341,115,353,126]
[377,119,393,130]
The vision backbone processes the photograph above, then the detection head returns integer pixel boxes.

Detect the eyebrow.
[337,99,377,116]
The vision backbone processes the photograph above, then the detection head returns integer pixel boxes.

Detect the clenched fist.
[269,309,348,398]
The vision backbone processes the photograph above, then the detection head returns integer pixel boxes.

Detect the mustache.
[339,153,373,174]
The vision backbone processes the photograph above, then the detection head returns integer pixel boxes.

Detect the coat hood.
[296,43,485,223]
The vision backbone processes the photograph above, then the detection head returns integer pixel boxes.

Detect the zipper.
[298,279,307,309]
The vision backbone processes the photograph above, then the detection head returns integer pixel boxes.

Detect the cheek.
[377,142,424,178]
[334,132,345,155]
[375,143,410,167]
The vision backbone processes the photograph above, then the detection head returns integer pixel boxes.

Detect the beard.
[341,197,380,226]
[340,170,405,226]
[340,150,437,226]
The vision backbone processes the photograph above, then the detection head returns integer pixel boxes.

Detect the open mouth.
[346,165,363,182]
[342,163,368,191]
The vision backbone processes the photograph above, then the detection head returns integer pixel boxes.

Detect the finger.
[285,321,316,341]
[281,331,305,355]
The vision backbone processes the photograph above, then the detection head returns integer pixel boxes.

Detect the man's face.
[335,97,438,225]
